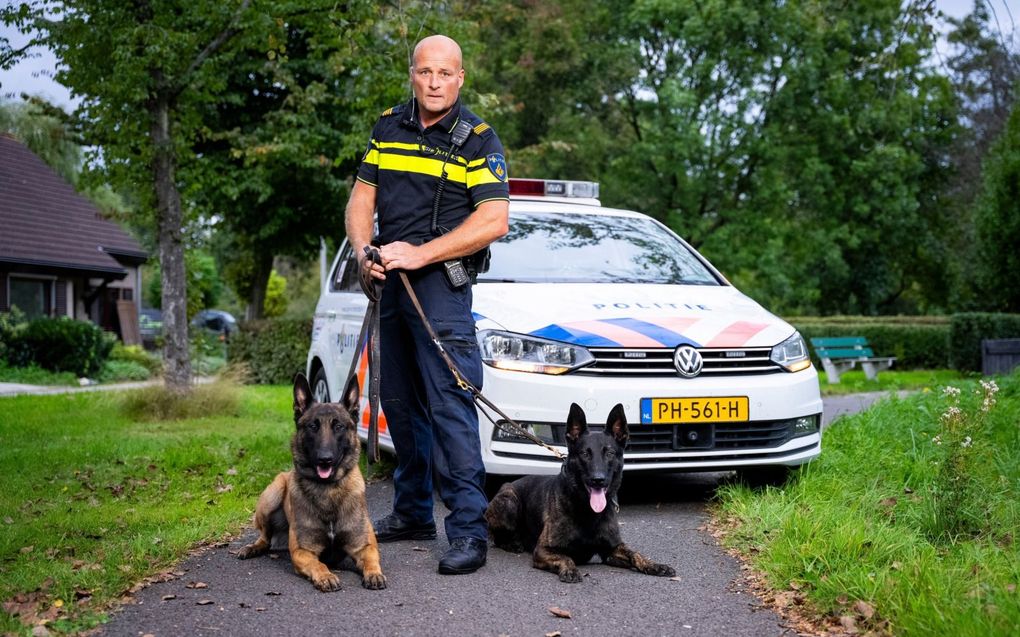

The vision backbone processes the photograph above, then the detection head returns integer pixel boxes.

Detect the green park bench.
[809,336,896,384]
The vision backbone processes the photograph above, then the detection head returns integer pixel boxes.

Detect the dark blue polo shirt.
[357,98,510,245]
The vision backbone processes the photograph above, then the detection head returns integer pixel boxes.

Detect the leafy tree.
[145,250,224,319]
[941,2,1019,309]
[1,0,265,392]
[467,0,957,315]
[263,270,288,318]
[974,99,1020,311]
[0,99,81,182]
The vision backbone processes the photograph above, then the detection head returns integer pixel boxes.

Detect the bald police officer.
[346,34,510,574]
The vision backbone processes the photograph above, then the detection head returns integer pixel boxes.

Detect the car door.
[323,242,370,400]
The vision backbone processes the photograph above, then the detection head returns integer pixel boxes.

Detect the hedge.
[793,320,950,370]
[948,313,1020,372]
[229,318,312,385]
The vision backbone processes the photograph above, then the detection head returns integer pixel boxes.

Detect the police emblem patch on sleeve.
[486,153,508,182]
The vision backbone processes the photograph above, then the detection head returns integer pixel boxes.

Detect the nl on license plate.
[640,396,749,424]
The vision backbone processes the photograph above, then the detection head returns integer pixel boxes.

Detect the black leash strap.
[344,246,383,464]
[397,271,566,460]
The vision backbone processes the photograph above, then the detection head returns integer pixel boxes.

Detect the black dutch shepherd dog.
[485,403,676,583]
[236,374,386,592]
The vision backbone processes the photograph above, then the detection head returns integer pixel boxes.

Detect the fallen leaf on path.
[196,599,214,606]
[265,591,281,596]
[854,600,876,619]
[839,615,858,632]
[548,606,572,619]
[161,595,176,601]
[545,632,562,637]
[669,576,682,582]
[186,582,208,589]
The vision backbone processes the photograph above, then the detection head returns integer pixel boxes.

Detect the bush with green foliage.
[948,312,1020,372]
[0,308,27,363]
[7,317,114,377]
[228,318,311,384]
[109,343,162,374]
[793,316,950,370]
[98,360,151,382]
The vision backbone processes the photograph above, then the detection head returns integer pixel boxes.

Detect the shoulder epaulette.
[380,104,405,118]
[472,122,492,136]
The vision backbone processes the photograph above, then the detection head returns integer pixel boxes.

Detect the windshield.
[478,211,722,285]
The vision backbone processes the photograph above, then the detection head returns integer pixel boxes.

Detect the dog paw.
[236,545,262,560]
[313,572,342,592]
[646,563,676,577]
[559,568,583,583]
[362,572,387,590]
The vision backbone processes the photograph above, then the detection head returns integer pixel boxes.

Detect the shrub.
[109,343,162,374]
[15,317,114,377]
[0,307,28,364]
[99,359,151,382]
[793,318,950,369]
[228,318,311,384]
[948,312,1020,372]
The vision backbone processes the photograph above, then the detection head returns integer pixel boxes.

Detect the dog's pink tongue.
[588,487,607,513]
[317,465,332,479]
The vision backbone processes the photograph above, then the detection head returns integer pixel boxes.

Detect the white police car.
[308,179,822,476]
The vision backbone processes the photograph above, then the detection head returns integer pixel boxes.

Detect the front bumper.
[477,364,823,475]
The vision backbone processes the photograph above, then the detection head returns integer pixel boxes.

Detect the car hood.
[472,283,796,348]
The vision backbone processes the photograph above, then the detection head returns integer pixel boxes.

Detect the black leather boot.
[438,537,487,574]
[372,513,437,542]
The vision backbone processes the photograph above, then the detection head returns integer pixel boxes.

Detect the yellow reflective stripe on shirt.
[363,148,380,166]
[374,141,468,165]
[377,152,467,183]
[466,164,504,188]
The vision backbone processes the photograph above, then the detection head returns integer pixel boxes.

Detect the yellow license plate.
[640,396,749,424]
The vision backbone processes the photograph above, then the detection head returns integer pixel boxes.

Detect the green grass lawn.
[817,368,970,395]
[0,385,301,635]
[716,370,1020,636]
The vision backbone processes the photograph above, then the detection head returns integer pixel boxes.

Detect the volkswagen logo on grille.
[673,345,704,378]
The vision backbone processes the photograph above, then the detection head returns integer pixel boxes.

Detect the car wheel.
[733,466,792,489]
[312,367,330,404]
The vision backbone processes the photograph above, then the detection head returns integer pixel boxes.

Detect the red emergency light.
[508,178,600,199]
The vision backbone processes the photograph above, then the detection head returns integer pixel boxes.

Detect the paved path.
[98,475,780,637]
[92,395,902,637]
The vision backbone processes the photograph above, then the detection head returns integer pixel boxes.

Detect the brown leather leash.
[396,270,566,460]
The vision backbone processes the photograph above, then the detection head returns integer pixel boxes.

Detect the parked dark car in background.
[139,308,163,350]
[191,309,238,341]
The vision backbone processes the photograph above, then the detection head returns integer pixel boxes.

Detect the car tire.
[312,366,331,404]
[733,466,792,489]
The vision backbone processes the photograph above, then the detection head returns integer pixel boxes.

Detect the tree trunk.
[246,251,274,320]
[151,93,192,393]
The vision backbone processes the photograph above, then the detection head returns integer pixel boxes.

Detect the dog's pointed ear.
[343,381,360,422]
[606,403,629,446]
[293,373,313,423]
[566,403,588,443]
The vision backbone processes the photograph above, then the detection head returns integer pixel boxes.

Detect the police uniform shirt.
[357,98,509,245]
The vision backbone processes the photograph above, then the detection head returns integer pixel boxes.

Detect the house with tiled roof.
[0,133,148,344]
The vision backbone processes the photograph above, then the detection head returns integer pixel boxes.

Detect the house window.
[9,278,52,319]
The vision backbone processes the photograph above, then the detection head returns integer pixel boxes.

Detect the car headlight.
[770,331,812,372]
[477,330,595,375]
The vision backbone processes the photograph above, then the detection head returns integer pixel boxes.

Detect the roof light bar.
[508,178,600,199]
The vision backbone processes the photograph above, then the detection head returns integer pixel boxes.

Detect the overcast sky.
[0,0,1015,111]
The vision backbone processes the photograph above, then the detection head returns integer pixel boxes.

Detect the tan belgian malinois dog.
[237,374,386,591]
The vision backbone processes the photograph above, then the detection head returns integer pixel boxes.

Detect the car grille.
[577,347,780,376]
[626,419,795,452]
[491,418,807,452]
